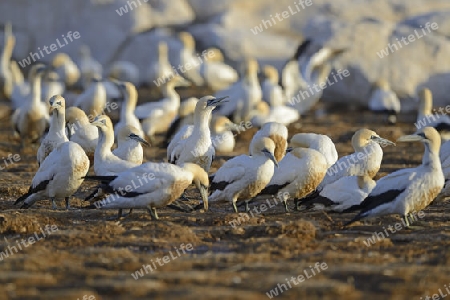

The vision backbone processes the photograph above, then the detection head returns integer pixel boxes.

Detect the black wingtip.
[20,202,31,209]
[83,204,97,209]
[83,175,117,183]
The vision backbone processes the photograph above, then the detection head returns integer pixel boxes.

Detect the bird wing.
[210,155,248,191]
[167,125,194,163]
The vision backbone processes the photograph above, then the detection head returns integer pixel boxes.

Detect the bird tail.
[343,212,364,227]
[14,187,32,206]
[342,203,361,213]
[82,175,117,183]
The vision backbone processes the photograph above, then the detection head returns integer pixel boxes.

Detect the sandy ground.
[0,89,449,300]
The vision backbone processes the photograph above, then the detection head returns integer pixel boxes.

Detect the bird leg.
[244,199,251,213]
[65,197,70,210]
[232,200,238,213]
[283,198,290,213]
[294,199,301,211]
[51,198,57,210]
[147,206,159,220]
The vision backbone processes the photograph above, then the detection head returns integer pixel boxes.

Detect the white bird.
[65,107,98,162]
[290,133,338,168]
[281,39,312,102]
[78,45,102,89]
[216,58,262,122]
[199,48,238,92]
[114,81,143,137]
[164,97,198,144]
[209,137,278,212]
[250,99,299,127]
[14,141,90,209]
[138,76,190,142]
[415,88,450,142]
[74,77,107,118]
[37,95,68,165]
[345,127,445,227]
[51,53,80,87]
[249,122,288,163]
[168,96,228,171]
[0,22,16,99]
[262,65,286,106]
[12,64,49,148]
[113,124,149,165]
[317,128,395,191]
[87,162,209,220]
[91,115,139,176]
[147,41,174,87]
[178,32,204,86]
[108,60,139,84]
[258,146,328,212]
[300,175,376,212]
[368,79,400,124]
[211,115,236,153]
[41,70,65,104]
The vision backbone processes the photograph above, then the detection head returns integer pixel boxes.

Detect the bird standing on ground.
[87,162,209,220]
[209,137,278,212]
[74,76,107,117]
[199,48,238,92]
[114,81,143,137]
[368,79,401,124]
[37,95,68,165]
[168,96,228,171]
[15,141,90,209]
[12,64,49,148]
[345,127,444,227]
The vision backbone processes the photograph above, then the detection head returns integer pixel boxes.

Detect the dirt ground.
[0,89,449,300]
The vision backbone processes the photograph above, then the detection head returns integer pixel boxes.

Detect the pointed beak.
[207,96,229,107]
[372,136,396,147]
[286,147,293,153]
[200,185,209,211]
[129,133,150,146]
[397,134,423,143]
[263,149,278,168]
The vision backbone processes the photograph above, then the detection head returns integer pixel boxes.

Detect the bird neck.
[423,143,441,170]
[1,37,14,66]
[121,94,137,121]
[193,109,211,136]
[49,109,66,137]
[31,73,42,106]
[162,84,180,107]
[95,128,114,158]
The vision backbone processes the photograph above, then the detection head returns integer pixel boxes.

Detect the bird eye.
[56,101,61,106]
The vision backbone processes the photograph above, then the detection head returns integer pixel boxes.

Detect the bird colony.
[1,23,450,230]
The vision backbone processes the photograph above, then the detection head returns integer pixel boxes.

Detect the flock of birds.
[1,23,450,227]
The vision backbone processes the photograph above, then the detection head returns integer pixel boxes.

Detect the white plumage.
[290,133,338,168]
[37,95,68,165]
[368,79,400,123]
[346,127,445,226]
[66,107,98,162]
[168,96,228,171]
[147,41,173,86]
[199,48,238,92]
[211,115,235,153]
[89,162,209,219]
[113,124,149,165]
[51,53,80,87]
[114,81,143,137]
[41,70,65,104]
[14,141,90,209]
[249,122,288,163]
[74,77,107,118]
[78,45,102,89]
[177,32,204,86]
[108,61,139,84]
[209,137,278,212]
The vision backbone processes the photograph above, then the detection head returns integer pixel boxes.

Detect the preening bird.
[167,96,228,171]
[290,133,338,168]
[86,162,209,220]
[249,122,288,163]
[37,95,68,165]
[209,137,278,212]
[15,141,90,209]
[345,127,444,227]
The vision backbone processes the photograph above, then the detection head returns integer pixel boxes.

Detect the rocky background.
[1,0,450,107]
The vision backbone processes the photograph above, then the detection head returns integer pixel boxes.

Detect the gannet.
[91,115,139,176]
[113,124,149,165]
[209,137,278,212]
[345,127,445,227]
[249,122,288,163]
[167,96,228,171]
[415,88,450,142]
[114,81,143,137]
[216,59,262,122]
[262,65,286,106]
[86,162,209,220]
[65,107,99,162]
[37,95,68,165]
[199,48,238,92]
[147,41,173,87]
[12,64,49,148]
[0,22,15,99]
[164,97,198,144]
[317,129,395,191]
[290,133,338,168]
[41,70,65,104]
[300,175,376,212]
[211,115,236,153]
[368,79,400,124]
[258,146,327,212]
[14,141,90,209]
[74,76,107,117]
[108,60,139,84]
[51,53,80,87]
[178,32,204,86]
[78,45,102,88]
[281,39,312,102]
[138,76,190,142]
